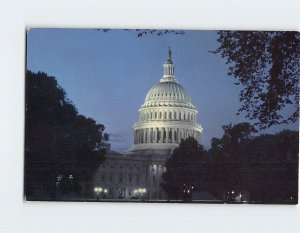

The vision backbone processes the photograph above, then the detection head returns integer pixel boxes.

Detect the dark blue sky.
[27,29,298,152]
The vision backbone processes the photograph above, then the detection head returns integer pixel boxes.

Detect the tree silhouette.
[213,31,300,129]
[161,137,207,202]
[98,29,185,37]
[208,123,257,201]
[25,71,106,200]
[245,130,298,203]
[208,122,298,204]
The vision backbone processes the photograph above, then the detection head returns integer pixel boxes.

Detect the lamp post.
[94,187,103,201]
[103,188,108,199]
[134,188,147,201]
[141,188,146,201]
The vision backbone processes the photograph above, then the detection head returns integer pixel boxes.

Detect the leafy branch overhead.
[98,29,185,37]
[213,31,300,129]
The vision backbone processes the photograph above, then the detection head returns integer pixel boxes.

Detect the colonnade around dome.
[133,127,202,145]
[139,108,197,123]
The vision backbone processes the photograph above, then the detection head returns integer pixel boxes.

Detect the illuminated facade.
[127,47,203,155]
[94,48,203,200]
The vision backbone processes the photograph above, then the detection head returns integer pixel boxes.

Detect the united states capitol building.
[94,48,203,200]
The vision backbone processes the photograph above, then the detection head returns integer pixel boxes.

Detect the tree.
[245,130,298,204]
[214,31,300,129]
[209,122,298,204]
[161,137,207,202]
[208,122,257,201]
[25,71,106,200]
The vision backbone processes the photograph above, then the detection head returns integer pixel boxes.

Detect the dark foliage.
[208,123,298,204]
[214,31,300,129]
[244,130,299,203]
[98,29,185,37]
[161,137,207,201]
[25,71,106,200]
[208,123,257,199]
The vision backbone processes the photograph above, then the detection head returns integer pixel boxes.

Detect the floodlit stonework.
[126,47,203,155]
[94,48,203,200]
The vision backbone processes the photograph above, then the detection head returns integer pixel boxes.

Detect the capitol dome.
[143,81,195,109]
[126,48,203,155]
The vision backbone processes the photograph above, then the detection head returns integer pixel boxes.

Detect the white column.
[165,128,167,143]
[171,128,174,143]
[151,128,153,143]
[179,129,181,141]
[147,128,150,143]
[166,128,169,143]
[139,129,141,143]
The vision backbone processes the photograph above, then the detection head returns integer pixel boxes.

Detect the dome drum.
[138,107,198,123]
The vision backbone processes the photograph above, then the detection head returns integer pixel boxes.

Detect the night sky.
[27,29,298,152]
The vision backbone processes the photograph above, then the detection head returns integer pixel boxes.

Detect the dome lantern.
[161,47,176,82]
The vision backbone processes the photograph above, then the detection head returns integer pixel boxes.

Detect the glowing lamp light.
[94,187,103,193]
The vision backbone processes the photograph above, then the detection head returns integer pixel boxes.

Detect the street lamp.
[94,187,103,201]
[134,188,147,200]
